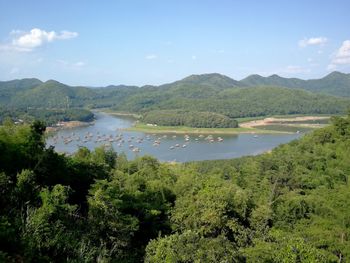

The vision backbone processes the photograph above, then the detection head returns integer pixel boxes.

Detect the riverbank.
[96,109,141,119]
[46,120,93,133]
[126,115,333,134]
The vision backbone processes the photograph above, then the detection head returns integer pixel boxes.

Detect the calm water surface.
[46,112,302,162]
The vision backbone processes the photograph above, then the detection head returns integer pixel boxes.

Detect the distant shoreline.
[95,109,141,119]
[46,120,93,133]
[125,115,332,135]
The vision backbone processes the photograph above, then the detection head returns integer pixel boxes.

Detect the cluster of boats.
[49,131,226,153]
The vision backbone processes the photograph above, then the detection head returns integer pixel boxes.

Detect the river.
[46,112,302,162]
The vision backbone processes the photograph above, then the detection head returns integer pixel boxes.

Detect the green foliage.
[142,110,238,128]
[87,179,140,261]
[24,185,79,261]
[1,114,350,262]
[145,230,238,263]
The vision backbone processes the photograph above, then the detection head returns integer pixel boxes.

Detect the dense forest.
[142,110,238,128]
[1,113,349,262]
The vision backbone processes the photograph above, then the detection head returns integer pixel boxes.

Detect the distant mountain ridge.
[1,71,350,119]
[240,71,350,97]
[167,73,241,89]
[1,71,350,97]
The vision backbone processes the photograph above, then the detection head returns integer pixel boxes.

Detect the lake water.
[46,112,302,162]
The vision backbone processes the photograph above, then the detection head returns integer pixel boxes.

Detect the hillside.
[113,86,350,118]
[162,73,241,89]
[1,72,350,124]
[0,78,43,104]
[240,71,350,97]
[0,79,140,110]
[1,114,349,262]
[9,80,97,108]
[240,74,305,89]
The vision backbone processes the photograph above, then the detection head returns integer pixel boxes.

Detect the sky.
[0,0,349,86]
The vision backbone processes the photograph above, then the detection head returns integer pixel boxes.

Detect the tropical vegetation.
[1,113,350,262]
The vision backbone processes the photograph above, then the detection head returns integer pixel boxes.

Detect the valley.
[1,1,350,261]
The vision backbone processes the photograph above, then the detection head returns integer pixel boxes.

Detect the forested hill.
[1,72,350,122]
[240,71,350,97]
[160,73,241,89]
[1,114,349,262]
[1,79,97,108]
[112,86,350,118]
[158,71,350,97]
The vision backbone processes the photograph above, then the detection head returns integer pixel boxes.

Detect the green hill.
[240,74,305,89]
[1,72,350,124]
[0,79,140,110]
[113,85,350,118]
[164,73,241,89]
[0,78,43,104]
[10,80,97,108]
[240,71,350,97]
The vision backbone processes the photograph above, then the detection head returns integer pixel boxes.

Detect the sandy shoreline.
[46,121,93,132]
[239,116,330,128]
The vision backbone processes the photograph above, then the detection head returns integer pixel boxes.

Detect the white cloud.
[331,40,350,65]
[328,40,350,70]
[145,54,157,60]
[191,55,197,60]
[57,30,78,40]
[298,37,328,47]
[0,44,31,52]
[0,28,78,52]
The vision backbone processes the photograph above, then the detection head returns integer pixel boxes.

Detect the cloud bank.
[0,28,78,52]
[328,40,350,70]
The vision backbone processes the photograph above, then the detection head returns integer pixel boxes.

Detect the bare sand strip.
[46,121,92,132]
[240,116,330,128]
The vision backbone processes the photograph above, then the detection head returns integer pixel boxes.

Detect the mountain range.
[1,71,350,119]
[240,71,350,97]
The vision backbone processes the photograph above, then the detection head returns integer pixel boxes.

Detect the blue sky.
[0,0,349,86]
